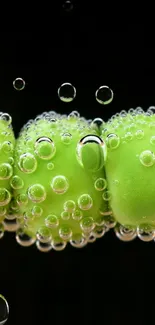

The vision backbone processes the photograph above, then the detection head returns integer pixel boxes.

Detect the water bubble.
[10,175,24,189]
[31,206,43,217]
[0,163,13,180]
[1,141,13,154]
[92,226,106,238]
[95,86,113,105]
[94,178,107,191]
[78,194,93,210]
[124,132,133,142]
[16,228,36,246]
[70,235,87,248]
[61,211,70,220]
[37,227,51,243]
[45,215,59,228]
[28,184,46,203]
[51,175,69,194]
[3,218,19,232]
[115,225,137,241]
[62,0,73,11]
[106,133,120,149]
[35,137,56,160]
[58,82,76,102]
[102,191,111,201]
[36,240,53,252]
[63,200,76,212]
[1,113,12,126]
[139,150,155,167]
[135,129,144,139]
[68,111,80,119]
[91,118,104,129]
[47,162,54,170]
[18,153,37,173]
[13,77,25,91]
[52,237,67,251]
[0,295,9,325]
[150,136,155,146]
[0,189,11,206]
[137,226,155,242]
[59,225,72,240]
[16,193,28,206]
[0,224,4,239]
[61,133,72,145]
[80,217,94,233]
[95,215,105,226]
[72,209,83,221]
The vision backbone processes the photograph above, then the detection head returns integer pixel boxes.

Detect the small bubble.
[70,235,87,248]
[102,191,111,201]
[1,113,12,126]
[0,189,11,206]
[137,226,155,242]
[58,82,76,102]
[13,77,25,91]
[16,193,28,206]
[28,184,46,203]
[36,240,53,252]
[0,163,13,180]
[135,129,144,139]
[80,217,94,233]
[91,118,104,129]
[72,209,83,221]
[139,150,155,167]
[31,206,43,217]
[47,162,54,170]
[62,0,73,11]
[150,136,155,145]
[94,178,107,191]
[51,175,69,194]
[95,86,113,105]
[59,225,72,240]
[61,211,70,220]
[37,227,51,243]
[52,238,67,251]
[92,226,106,238]
[61,133,72,145]
[68,111,80,119]
[18,153,37,173]
[124,132,133,142]
[106,133,120,149]
[1,141,13,154]
[78,194,93,210]
[35,137,56,160]
[16,228,36,247]
[45,215,59,228]
[10,175,24,189]
[64,200,76,212]
[0,294,9,325]
[115,225,137,242]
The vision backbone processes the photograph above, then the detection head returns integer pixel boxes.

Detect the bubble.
[45,215,59,228]
[63,200,76,212]
[47,162,54,170]
[95,215,105,226]
[0,294,9,325]
[0,189,11,206]
[104,215,116,229]
[106,133,120,149]
[94,178,107,191]
[28,184,46,203]
[1,141,13,154]
[35,137,56,160]
[137,226,155,242]
[36,240,53,252]
[61,133,72,145]
[0,163,13,180]
[72,209,83,221]
[51,175,69,194]
[80,217,94,233]
[0,224,4,239]
[16,228,36,247]
[91,118,104,129]
[87,234,96,243]
[61,211,70,220]
[59,225,72,240]
[18,153,37,173]
[10,175,24,189]
[68,111,80,119]
[13,77,25,91]
[150,136,155,145]
[139,150,155,167]
[92,226,106,238]
[70,235,87,248]
[37,227,51,243]
[78,194,93,210]
[16,193,28,206]
[115,225,137,241]
[31,206,43,217]
[135,129,144,139]
[124,132,133,142]
[1,113,12,126]
[95,85,113,105]
[58,82,76,102]
[102,191,111,201]
[62,0,73,11]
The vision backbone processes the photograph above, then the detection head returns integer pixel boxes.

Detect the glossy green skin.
[13,113,108,242]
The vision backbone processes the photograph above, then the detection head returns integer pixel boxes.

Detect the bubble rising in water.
[1,141,13,154]
[115,225,137,242]
[0,163,13,180]
[16,228,36,247]
[106,133,120,150]
[94,178,107,191]
[137,226,155,242]
[28,184,46,203]
[10,175,24,189]
[13,77,25,91]
[95,85,114,105]
[0,188,11,206]
[45,215,59,228]
[61,133,72,145]
[0,294,9,325]
[80,217,95,233]
[58,82,76,103]
[78,194,93,210]
[34,137,56,160]
[1,113,12,126]
[139,150,155,167]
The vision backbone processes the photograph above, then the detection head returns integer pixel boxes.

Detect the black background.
[0,4,155,325]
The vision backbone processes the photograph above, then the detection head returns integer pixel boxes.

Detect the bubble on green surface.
[139,150,155,167]
[45,215,59,228]
[51,175,69,194]
[78,194,93,210]
[95,85,113,105]
[58,82,76,103]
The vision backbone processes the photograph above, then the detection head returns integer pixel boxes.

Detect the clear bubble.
[10,175,24,189]
[28,184,46,203]
[0,188,11,206]
[35,137,56,160]
[0,224,4,239]
[36,240,53,252]
[139,150,155,167]
[63,200,76,212]
[68,111,80,120]
[78,194,93,210]
[106,133,120,150]
[45,215,59,228]
[80,217,94,233]
[52,237,67,251]
[137,226,155,242]
[1,113,12,126]
[95,86,113,105]
[61,133,72,145]
[16,228,36,247]
[18,153,37,173]
[95,215,105,227]
[102,191,111,201]
[58,82,76,102]
[135,129,144,139]
[70,235,87,248]
[37,227,51,243]
[91,118,104,129]
[115,225,137,241]
[92,226,106,238]
[1,141,13,154]
[3,218,19,232]
[94,178,107,191]
[61,211,70,220]
[0,163,13,180]
[16,193,28,206]
[31,206,43,217]
[150,136,155,146]
[47,162,54,170]
[51,175,69,194]
[62,0,73,11]
[0,294,9,325]
[13,77,25,91]
[59,225,72,240]
[124,132,133,142]
[72,209,83,221]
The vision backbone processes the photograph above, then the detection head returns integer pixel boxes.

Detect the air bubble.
[61,133,72,145]
[137,226,155,242]
[1,113,12,126]
[0,163,13,180]
[106,133,120,149]
[0,294,9,325]
[78,194,93,210]
[59,225,72,240]
[47,162,54,170]
[70,235,87,248]
[62,0,73,11]
[51,175,69,194]
[18,153,37,173]
[61,211,70,220]
[16,193,28,206]
[1,141,13,154]
[102,191,111,201]
[0,188,11,206]
[58,82,76,102]
[92,226,106,238]
[31,206,43,217]
[10,175,24,189]
[35,137,56,160]
[16,228,36,247]
[80,217,94,233]
[95,86,113,105]
[68,111,80,119]
[135,129,144,139]
[45,215,59,228]
[72,209,83,221]
[37,227,52,243]
[64,200,76,212]
[13,77,25,91]
[28,184,46,203]
[139,150,155,167]
[94,178,107,191]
